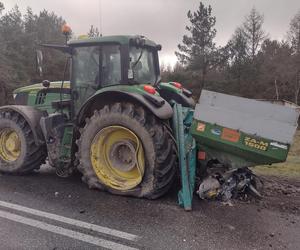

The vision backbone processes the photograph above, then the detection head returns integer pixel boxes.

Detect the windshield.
[102,46,121,86]
[72,45,121,111]
[129,47,156,84]
[73,45,121,89]
[73,46,99,88]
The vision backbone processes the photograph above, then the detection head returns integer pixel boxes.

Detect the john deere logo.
[244,136,269,151]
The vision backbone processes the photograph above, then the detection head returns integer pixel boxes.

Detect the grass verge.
[254,130,300,178]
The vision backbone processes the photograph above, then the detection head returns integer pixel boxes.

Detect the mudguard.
[0,105,46,146]
[158,88,195,108]
[77,90,174,124]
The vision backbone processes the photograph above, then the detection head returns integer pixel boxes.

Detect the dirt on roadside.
[252,175,300,215]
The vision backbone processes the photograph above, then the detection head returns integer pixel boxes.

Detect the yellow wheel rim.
[90,126,145,191]
[0,128,21,162]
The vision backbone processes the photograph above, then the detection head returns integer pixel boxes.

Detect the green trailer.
[174,90,299,210]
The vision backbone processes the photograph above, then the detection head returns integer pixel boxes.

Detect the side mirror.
[36,50,43,77]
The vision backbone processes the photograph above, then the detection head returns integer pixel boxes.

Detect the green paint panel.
[14,81,70,94]
[14,81,71,116]
[59,125,74,166]
[191,120,289,167]
[159,82,182,94]
[91,84,158,96]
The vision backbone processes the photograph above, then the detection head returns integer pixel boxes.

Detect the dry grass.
[254,130,300,178]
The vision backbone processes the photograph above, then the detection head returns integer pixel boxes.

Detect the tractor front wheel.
[76,102,177,199]
[0,110,46,174]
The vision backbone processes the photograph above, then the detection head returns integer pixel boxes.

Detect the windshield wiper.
[154,75,161,87]
[132,48,144,69]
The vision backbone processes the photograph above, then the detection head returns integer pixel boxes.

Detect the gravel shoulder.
[253,175,300,215]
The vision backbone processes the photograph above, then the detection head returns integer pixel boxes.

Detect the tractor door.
[72,46,100,113]
[71,45,122,114]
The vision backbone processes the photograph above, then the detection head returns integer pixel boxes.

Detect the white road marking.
[0,200,138,241]
[0,209,139,250]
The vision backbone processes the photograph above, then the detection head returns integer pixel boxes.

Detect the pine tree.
[175,2,217,90]
[0,3,68,101]
[228,27,248,90]
[242,8,267,59]
[258,39,294,100]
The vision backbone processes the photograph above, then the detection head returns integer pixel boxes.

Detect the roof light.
[62,24,72,35]
[143,85,156,95]
[171,82,182,89]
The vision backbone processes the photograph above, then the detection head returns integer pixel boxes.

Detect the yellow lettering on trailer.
[244,136,269,151]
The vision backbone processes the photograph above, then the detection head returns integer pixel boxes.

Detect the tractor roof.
[68,35,158,48]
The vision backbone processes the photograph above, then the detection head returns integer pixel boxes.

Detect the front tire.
[76,102,177,199]
[0,110,46,174]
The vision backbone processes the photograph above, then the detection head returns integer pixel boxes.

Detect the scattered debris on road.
[197,167,263,202]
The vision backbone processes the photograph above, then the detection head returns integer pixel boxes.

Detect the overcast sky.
[2,0,300,66]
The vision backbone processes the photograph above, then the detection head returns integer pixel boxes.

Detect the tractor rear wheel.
[76,102,177,199]
[0,110,46,174]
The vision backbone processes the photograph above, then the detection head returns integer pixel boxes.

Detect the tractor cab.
[14,34,194,117]
[67,35,162,112]
[70,35,161,87]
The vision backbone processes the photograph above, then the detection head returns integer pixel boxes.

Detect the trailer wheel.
[77,102,177,199]
[0,110,46,174]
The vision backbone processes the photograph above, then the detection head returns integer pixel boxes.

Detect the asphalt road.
[0,165,299,250]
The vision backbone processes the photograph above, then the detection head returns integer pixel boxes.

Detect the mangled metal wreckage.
[173,90,299,210]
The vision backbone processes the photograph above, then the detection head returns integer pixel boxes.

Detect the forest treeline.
[163,2,300,104]
[0,2,300,106]
[0,2,68,105]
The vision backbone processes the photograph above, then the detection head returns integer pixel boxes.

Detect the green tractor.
[0,34,194,199]
[1,31,299,210]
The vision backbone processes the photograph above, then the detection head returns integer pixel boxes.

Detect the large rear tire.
[76,102,177,199]
[0,110,46,174]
